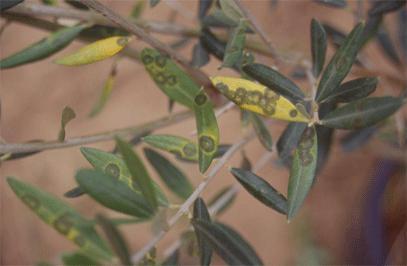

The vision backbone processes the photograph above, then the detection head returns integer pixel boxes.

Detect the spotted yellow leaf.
[211,76,310,123]
[55,36,131,66]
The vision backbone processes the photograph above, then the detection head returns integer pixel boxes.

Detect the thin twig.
[233,0,281,65]
[131,131,256,264]
[80,0,211,88]
[0,110,192,155]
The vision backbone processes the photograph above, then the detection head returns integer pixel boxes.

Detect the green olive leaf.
[311,18,327,78]
[368,0,406,16]
[0,24,87,69]
[6,177,113,262]
[144,148,193,200]
[320,97,403,129]
[316,22,365,102]
[219,0,244,22]
[193,91,220,173]
[322,77,378,103]
[191,220,264,266]
[230,168,287,215]
[192,42,210,68]
[89,65,116,117]
[200,28,226,61]
[140,48,201,109]
[287,126,318,220]
[193,198,213,266]
[277,122,307,168]
[115,138,159,211]
[313,0,347,8]
[222,19,247,69]
[61,251,101,266]
[248,112,273,151]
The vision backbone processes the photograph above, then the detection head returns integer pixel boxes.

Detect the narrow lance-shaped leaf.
[141,48,201,109]
[313,0,347,8]
[230,168,287,214]
[316,23,365,102]
[142,134,198,162]
[321,77,378,103]
[242,63,305,102]
[144,148,193,200]
[6,177,113,261]
[115,138,158,211]
[360,14,383,47]
[55,36,131,66]
[75,169,154,218]
[240,151,252,171]
[320,97,403,129]
[61,251,101,266]
[222,19,247,69]
[322,23,346,48]
[376,26,402,66]
[193,198,213,266]
[79,147,168,206]
[211,76,310,123]
[198,0,214,20]
[0,0,24,11]
[111,130,151,154]
[58,106,76,141]
[368,0,406,16]
[315,102,335,174]
[202,8,241,29]
[130,0,145,19]
[194,91,219,173]
[95,214,132,266]
[287,126,318,220]
[219,0,244,22]
[208,186,237,216]
[399,9,407,61]
[200,28,226,61]
[149,0,160,7]
[0,24,87,69]
[248,112,273,151]
[89,64,117,117]
[311,18,327,78]
[277,122,307,167]
[191,220,264,266]
[192,42,210,68]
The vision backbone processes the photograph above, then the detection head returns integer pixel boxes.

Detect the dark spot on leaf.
[263,104,276,116]
[167,75,177,85]
[183,143,197,157]
[195,94,208,106]
[215,82,229,94]
[199,135,216,153]
[105,163,120,179]
[289,109,298,118]
[141,54,154,65]
[155,56,167,68]
[155,72,167,84]
[53,213,74,235]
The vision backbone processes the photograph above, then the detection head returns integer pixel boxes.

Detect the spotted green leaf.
[141,48,201,109]
[219,0,243,22]
[116,138,158,211]
[6,177,113,262]
[211,76,310,122]
[316,23,365,102]
[242,63,305,103]
[193,91,220,173]
[142,134,198,162]
[55,36,131,66]
[58,106,76,141]
[193,198,213,266]
[0,24,87,69]
[61,252,101,266]
[79,147,168,206]
[89,66,116,117]
[320,97,403,129]
[191,220,263,266]
[230,168,287,215]
[311,18,327,78]
[322,77,378,103]
[96,214,131,266]
[277,122,307,167]
[75,169,154,218]
[287,126,317,220]
[248,112,273,151]
[222,19,247,69]
[144,148,193,200]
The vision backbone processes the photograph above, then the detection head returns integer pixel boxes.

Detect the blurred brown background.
[1,0,405,265]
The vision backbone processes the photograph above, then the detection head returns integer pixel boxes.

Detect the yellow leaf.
[55,36,131,66]
[211,76,310,123]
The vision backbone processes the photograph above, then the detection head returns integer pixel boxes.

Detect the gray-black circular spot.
[166,75,177,86]
[141,54,154,65]
[215,83,229,94]
[105,163,120,179]
[263,104,276,115]
[199,136,215,153]
[53,213,74,235]
[155,72,167,84]
[195,94,208,106]
[155,56,167,68]
[183,143,197,157]
[289,109,298,118]
[22,194,40,210]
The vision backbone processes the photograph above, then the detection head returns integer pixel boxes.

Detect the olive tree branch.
[131,131,256,264]
[0,110,192,155]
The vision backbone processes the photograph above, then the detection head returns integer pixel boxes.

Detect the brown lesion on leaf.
[194,94,208,106]
[289,109,298,118]
[73,235,86,247]
[154,55,167,68]
[105,163,120,179]
[182,143,197,157]
[53,213,74,235]
[199,135,216,153]
[298,127,314,166]
[141,54,154,65]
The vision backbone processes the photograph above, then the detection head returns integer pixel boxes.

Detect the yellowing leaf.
[55,36,131,66]
[211,77,310,123]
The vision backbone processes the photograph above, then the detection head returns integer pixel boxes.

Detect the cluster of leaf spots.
[297,127,315,166]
